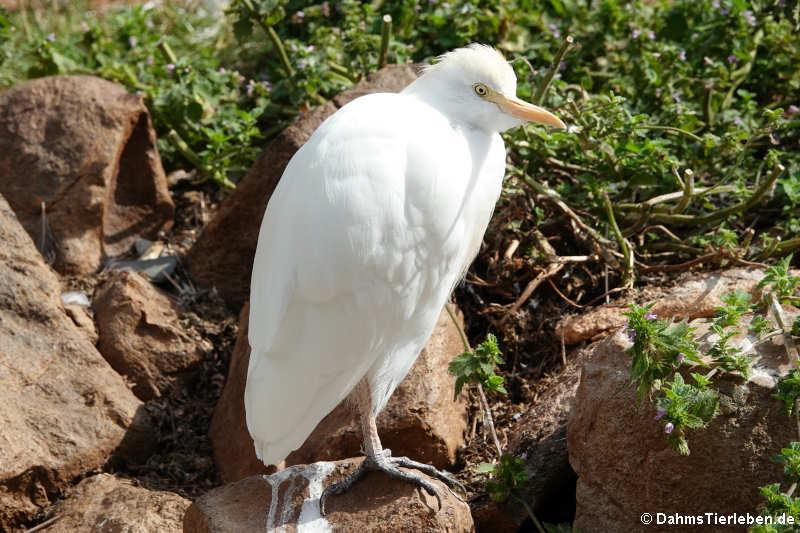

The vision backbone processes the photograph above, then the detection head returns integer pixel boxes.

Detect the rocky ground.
[2,68,799,533]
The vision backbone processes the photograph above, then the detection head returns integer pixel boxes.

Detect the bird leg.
[319,377,465,514]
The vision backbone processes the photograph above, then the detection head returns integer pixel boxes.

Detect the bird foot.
[319,449,465,515]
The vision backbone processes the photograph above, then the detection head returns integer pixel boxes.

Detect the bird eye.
[473,83,489,97]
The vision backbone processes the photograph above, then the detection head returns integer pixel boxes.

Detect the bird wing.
[245,93,469,465]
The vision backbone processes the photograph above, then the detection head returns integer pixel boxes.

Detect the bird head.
[405,43,565,133]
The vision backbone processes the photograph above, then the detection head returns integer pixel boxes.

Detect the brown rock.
[210,304,468,483]
[0,195,154,530]
[208,303,270,482]
[567,309,800,533]
[556,268,783,345]
[93,270,207,400]
[183,460,474,533]
[63,302,99,344]
[46,473,189,533]
[0,75,174,275]
[186,65,419,307]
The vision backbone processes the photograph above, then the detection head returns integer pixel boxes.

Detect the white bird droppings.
[61,291,90,307]
[263,461,335,533]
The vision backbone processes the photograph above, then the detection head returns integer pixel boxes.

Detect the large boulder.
[568,309,799,533]
[93,270,208,400]
[183,459,475,533]
[0,75,174,275]
[209,304,469,483]
[0,195,154,530]
[45,473,189,533]
[186,65,419,307]
[556,268,781,345]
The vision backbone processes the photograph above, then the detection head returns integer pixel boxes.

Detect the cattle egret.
[245,43,565,512]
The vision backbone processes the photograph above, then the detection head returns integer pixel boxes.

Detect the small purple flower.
[655,88,662,98]
[146,19,154,29]
[704,56,713,65]
[46,32,55,42]
[146,56,154,65]
[290,43,298,52]
[549,24,561,39]
[728,55,739,64]
[654,409,666,421]
[671,92,681,103]
[734,116,744,126]
[787,105,799,116]
[743,10,756,26]
[624,325,637,342]
[678,49,687,61]
[128,36,137,48]
[645,311,658,320]
[298,59,308,70]
[218,67,227,74]
[677,353,685,364]
[80,21,90,32]
[712,0,720,6]
[631,29,641,39]
[308,45,315,52]
[295,10,305,18]
[648,30,655,40]
[720,7,730,15]
[518,452,528,460]
[665,422,675,434]
[263,81,272,91]
[246,80,255,96]
[166,63,175,75]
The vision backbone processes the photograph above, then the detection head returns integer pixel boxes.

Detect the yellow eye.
[473,83,489,97]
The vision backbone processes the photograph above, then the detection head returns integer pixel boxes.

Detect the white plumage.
[245,44,564,503]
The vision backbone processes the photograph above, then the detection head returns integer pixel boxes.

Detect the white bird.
[245,43,564,511]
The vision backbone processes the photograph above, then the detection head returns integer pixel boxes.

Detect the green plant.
[654,373,719,455]
[707,324,752,378]
[749,314,772,338]
[449,333,506,399]
[622,304,702,402]
[476,454,528,503]
[714,290,754,328]
[759,255,800,303]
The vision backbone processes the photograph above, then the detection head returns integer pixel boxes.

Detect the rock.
[0,75,174,275]
[210,304,468,483]
[45,473,190,533]
[556,268,788,345]
[183,460,474,533]
[0,195,154,530]
[186,65,419,307]
[93,270,206,400]
[567,309,800,533]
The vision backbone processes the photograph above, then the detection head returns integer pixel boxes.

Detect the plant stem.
[640,164,784,227]
[378,14,392,69]
[635,124,705,143]
[512,495,547,533]
[265,25,295,77]
[603,191,634,288]
[533,35,573,105]
[158,40,178,65]
[766,291,800,363]
[167,129,204,169]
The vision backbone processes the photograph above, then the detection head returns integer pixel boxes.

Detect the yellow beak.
[491,94,566,129]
